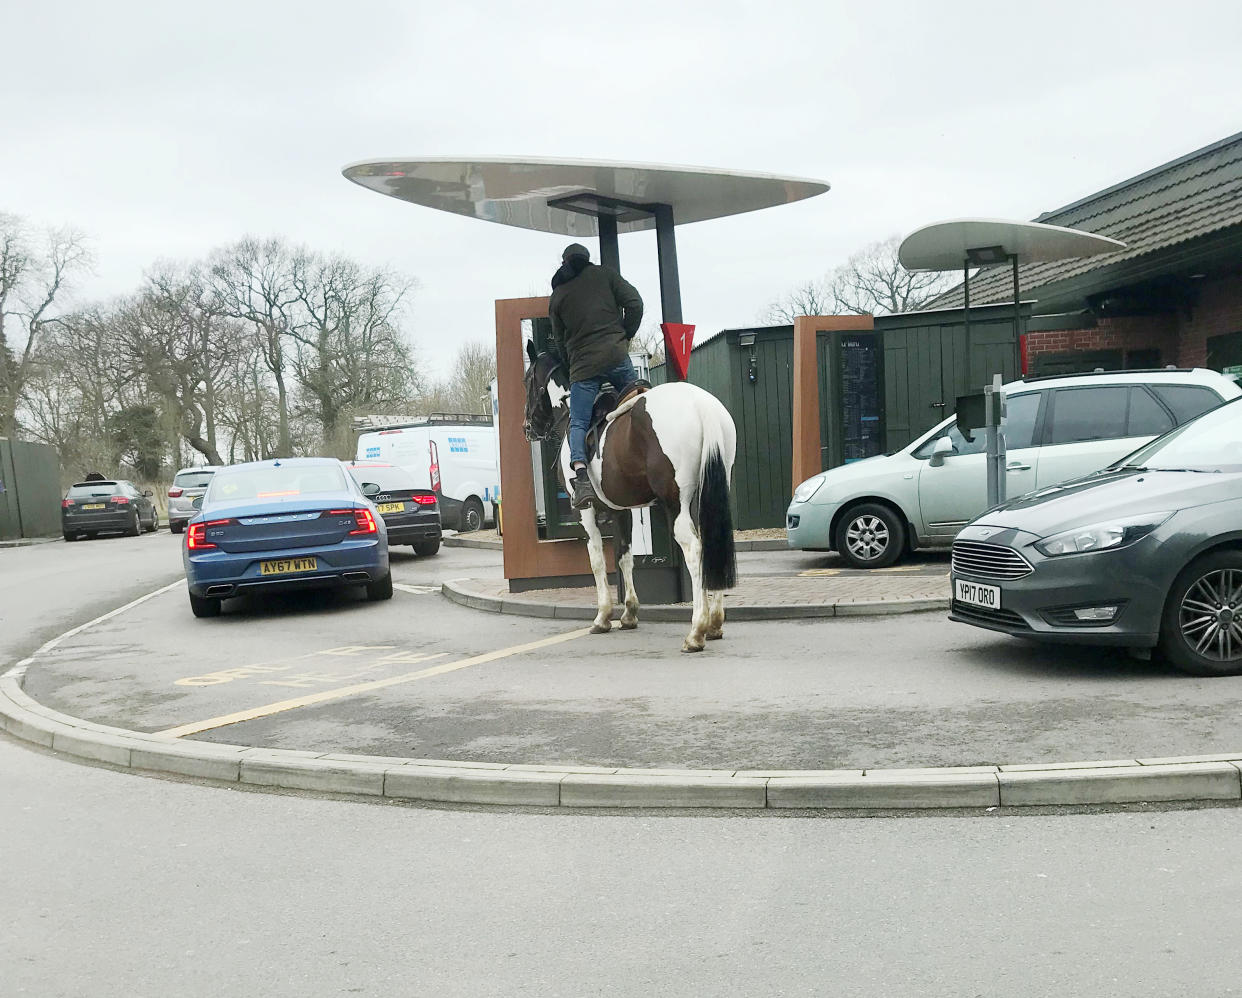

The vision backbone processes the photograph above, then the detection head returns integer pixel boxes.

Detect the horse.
[522,343,738,652]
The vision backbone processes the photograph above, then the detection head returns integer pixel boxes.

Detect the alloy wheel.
[845,514,890,563]
[1178,568,1242,663]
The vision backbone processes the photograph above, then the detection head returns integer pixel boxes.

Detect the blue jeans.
[569,357,639,466]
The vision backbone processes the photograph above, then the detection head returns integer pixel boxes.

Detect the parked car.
[182,457,390,618]
[167,466,220,534]
[62,479,158,540]
[786,368,1241,568]
[344,460,442,555]
[949,396,1242,675]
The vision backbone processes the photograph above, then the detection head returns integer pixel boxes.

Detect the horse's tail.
[696,398,737,591]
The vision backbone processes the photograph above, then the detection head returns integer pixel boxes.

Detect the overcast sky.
[6,0,1241,379]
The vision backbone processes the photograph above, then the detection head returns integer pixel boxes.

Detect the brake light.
[324,508,379,535]
[187,519,228,551]
[429,440,441,492]
[111,496,130,505]
[62,499,73,508]
[168,487,184,498]
[412,494,437,505]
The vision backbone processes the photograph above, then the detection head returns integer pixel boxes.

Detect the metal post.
[598,213,619,272]
[1011,253,1022,371]
[962,259,971,343]
[985,382,998,508]
[653,203,683,331]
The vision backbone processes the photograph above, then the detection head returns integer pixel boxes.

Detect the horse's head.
[522,341,569,442]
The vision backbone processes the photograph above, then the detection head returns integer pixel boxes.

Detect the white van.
[356,415,498,532]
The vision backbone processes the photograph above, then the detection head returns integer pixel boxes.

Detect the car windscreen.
[1116,397,1242,473]
[67,482,118,497]
[348,467,420,492]
[207,464,348,502]
[173,470,216,489]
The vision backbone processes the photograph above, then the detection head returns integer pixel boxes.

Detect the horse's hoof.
[681,640,705,653]
[590,622,612,634]
[706,630,723,641]
[620,618,638,630]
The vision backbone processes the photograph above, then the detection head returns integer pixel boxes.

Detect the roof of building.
[931,131,1242,309]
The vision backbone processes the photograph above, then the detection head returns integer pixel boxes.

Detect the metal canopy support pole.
[598,213,620,273]
[634,200,688,603]
[1012,253,1022,373]
[653,203,683,332]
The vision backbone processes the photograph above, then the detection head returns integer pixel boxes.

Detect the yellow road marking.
[157,626,592,738]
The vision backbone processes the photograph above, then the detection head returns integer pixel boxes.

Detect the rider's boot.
[571,467,598,509]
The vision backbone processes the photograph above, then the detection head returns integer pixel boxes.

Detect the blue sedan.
[182,458,390,618]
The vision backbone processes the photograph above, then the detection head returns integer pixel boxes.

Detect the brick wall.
[1176,274,1242,368]
[1027,313,1178,365]
[1025,273,1242,370]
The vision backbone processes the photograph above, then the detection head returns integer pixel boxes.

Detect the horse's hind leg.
[580,506,613,634]
[671,504,708,652]
[615,510,639,629]
[706,591,725,640]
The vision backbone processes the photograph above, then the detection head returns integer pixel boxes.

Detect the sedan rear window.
[208,464,348,501]
[348,466,420,492]
[173,470,216,489]
[67,482,119,497]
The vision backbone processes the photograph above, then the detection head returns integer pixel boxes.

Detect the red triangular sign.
[661,323,695,380]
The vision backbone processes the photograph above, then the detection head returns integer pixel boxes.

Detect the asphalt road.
[8,531,1242,996]
[11,532,1242,770]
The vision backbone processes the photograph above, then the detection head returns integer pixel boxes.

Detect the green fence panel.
[0,438,63,540]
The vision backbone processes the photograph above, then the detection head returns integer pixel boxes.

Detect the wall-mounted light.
[738,332,758,383]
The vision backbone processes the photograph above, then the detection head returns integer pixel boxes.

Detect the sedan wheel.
[1160,552,1242,676]
[835,503,905,569]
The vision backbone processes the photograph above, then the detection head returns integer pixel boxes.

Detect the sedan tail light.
[187,519,228,550]
[324,508,379,535]
[111,496,130,505]
[168,487,184,498]
[412,494,437,505]
[61,499,73,508]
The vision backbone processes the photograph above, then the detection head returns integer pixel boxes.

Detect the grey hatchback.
[950,396,1242,676]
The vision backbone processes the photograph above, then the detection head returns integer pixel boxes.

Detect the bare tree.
[764,236,958,324]
[208,238,299,456]
[132,267,245,466]
[0,213,91,437]
[826,236,956,316]
[762,280,835,326]
[290,250,421,444]
[629,321,666,367]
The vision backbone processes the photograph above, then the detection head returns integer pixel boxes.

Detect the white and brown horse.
[522,344,737,652]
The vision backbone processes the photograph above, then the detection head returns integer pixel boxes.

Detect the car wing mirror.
[361,482,381,497]
[191,495,204,510]
[142,489,154,497]
[929,436,954,467]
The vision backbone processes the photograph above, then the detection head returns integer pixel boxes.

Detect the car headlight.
[1033,512,1172,557]
[792,475,824,503]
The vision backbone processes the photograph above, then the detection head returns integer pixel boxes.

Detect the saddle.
[583,380,651,461]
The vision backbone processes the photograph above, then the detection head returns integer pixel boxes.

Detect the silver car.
[787,369,1241,568]
[166,466,220,534]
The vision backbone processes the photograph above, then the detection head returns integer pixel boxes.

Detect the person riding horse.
[548,243,644,509]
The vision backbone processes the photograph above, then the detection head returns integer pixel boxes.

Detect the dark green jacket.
[549,263,644,382]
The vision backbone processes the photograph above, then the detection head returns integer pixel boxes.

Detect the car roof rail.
[1017,367,1199,384]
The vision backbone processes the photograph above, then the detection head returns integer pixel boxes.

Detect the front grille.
[951,602,1030,630]
[951,540,1033,581]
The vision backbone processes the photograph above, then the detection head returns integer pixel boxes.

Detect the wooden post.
[791,314,876,490]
